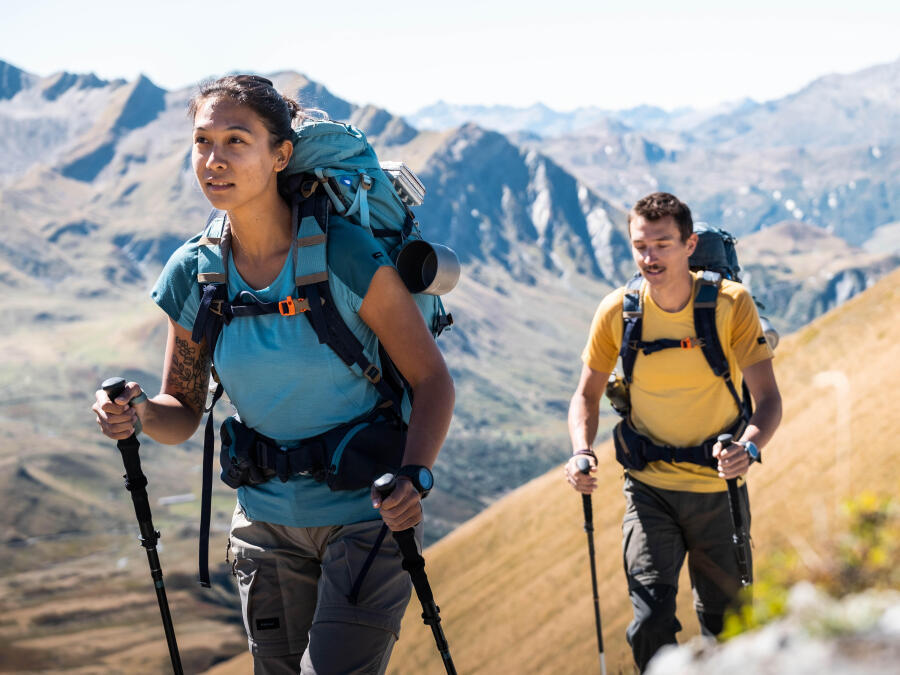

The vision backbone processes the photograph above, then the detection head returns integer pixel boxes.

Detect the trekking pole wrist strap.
[573,448,596,460]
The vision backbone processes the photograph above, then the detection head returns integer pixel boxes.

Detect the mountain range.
[1,55,899,672]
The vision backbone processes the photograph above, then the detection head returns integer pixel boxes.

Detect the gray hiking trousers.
[622,475,752,672]
[229,504,418,674]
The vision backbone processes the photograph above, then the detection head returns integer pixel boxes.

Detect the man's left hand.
[713,439,751,480]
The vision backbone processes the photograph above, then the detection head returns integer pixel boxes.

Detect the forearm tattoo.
[167,335,210,414]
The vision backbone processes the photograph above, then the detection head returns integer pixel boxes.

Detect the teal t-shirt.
[151,216,393,527]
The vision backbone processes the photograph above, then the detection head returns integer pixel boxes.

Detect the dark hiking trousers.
[621,474,751,672]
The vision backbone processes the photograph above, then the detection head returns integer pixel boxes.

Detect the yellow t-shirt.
[582,272,774,492]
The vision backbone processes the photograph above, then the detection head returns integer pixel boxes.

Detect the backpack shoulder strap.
[197,210,227,284]
[190,211,229,350]
[620,273,644,384]
[693,271,749,420]
[293,193,403,414]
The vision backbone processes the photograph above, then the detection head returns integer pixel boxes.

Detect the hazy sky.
[3,0,898,114]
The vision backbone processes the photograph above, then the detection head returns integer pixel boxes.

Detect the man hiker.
[564,192,782,671]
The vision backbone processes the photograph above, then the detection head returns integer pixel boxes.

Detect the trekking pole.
[717,434,752,588]
[101,377,184,675]
[374,473,457,675]
[576,457,607,675]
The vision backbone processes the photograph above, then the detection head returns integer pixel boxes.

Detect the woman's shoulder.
[150,231,205,316]
[163,231,205,273]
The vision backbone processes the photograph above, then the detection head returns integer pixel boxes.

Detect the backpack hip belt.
[613,414,748,472]
[220,404,405,492]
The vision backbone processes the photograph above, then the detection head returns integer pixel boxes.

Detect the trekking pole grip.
[373,473,419,553]
[717,433,743,517]
[102,377,153,531]
[576,457,594,529]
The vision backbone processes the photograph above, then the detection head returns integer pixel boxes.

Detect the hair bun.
[283,96,303,122]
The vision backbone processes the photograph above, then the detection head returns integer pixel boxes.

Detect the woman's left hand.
[372,478,423,531]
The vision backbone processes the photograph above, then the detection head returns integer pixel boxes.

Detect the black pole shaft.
[718,434,752,588]
[374,474,456,675]
[393,529,456,675]
[576,458,607,675]
[102,378,184,675]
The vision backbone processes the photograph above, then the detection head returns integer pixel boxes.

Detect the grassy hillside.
[205,268,900,674]
[381,266,900,674]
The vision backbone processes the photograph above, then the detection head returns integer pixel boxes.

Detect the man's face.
[629,215,697,287]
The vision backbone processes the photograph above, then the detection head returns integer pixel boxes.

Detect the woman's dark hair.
[628,192,694,242]
[188,74,304,146]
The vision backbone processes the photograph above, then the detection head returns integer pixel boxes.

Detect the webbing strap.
[315,168,348,214]
[347,523,390,605]
[618,414,747,469]
[295,213,327,287]
[620,275,644,384]
[301,280,402,413]
[694,274,728,376]
[199,382,224,587]
[342,172,373,232]
[192,283,229,356]
[198,213,227,284]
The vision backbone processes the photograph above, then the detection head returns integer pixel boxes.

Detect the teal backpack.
[190,120,455,585]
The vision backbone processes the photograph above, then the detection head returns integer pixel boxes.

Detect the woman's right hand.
[92,381,147,440]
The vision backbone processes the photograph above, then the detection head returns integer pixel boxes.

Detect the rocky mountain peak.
[39,71,109,101]
[0,59,34,100]
[113,74,166,131]
[348,104,418,146]
[414,122,629,283]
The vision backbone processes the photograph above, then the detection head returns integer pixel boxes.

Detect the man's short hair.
[628,192,693,242]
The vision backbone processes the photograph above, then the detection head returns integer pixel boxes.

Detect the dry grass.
[204,271,900,674]
[377,266,900,674]
[6,266,898,675]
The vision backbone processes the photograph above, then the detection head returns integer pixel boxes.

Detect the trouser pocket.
[232,546,321,657]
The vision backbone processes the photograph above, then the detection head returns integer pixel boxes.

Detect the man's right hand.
[565,454,598,494]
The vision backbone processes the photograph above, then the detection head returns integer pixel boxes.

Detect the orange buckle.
[680,337,698,349]
[279,296,297,316]
[209,299,224,316]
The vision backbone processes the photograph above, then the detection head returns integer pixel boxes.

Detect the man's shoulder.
[596,285,627,314]
[716,277,752,312]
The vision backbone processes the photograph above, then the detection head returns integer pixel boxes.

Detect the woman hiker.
[91,74,454,674]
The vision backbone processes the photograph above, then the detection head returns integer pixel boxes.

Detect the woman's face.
[191,95,291,212]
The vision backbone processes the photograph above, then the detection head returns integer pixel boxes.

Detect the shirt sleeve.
[326,216,395,313]
[150,234,202,331]
[581,288,624,374]
[730,287,774,370]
